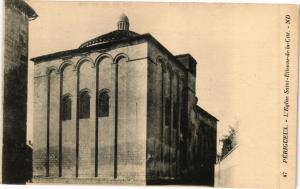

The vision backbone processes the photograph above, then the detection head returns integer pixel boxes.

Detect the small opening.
[79,91,90,119]
[62,95,72,120]
[165,98,171,126]
[173,102,179,129]
[98,91,109,117]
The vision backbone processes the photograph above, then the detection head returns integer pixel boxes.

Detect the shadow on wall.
[146,171,214,186]
[2,65,33,184]
[2,144,32,184]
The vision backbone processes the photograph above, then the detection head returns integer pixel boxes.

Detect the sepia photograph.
[2,0,299,188]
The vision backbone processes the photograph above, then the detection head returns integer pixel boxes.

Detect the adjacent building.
[31,14,218,185]
[3,0,37,184]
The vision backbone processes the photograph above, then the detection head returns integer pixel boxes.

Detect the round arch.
[95,53,113,67]
[58,61,74,74]
[62,93,73,98]
[79,88,91,94]
[46,66,58,75]
[98,88,110,94]
[113,53,129,64]
[75,57,94,71]
[78,88,91,119]
[156,56,168,72]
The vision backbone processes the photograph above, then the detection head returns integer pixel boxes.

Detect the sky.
[26,1,282,155]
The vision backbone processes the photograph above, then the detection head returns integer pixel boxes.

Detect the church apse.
[31,14,218,185]
[145,42,218,185]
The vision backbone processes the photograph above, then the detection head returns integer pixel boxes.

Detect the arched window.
[98,91,109,117]
[79,90,90,119]
[62,95,72,120]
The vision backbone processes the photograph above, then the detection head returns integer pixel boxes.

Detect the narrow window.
[62,95,72,120]
[173,102,178,129]
[79,91,90,119]
[165,98,171,126]
[98,91,109,117]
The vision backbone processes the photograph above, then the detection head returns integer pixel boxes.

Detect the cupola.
[117,13,130,31]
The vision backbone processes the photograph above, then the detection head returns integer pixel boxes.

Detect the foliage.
[220,126,237,160]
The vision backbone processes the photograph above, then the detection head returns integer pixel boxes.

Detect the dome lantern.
[117,13,129,31]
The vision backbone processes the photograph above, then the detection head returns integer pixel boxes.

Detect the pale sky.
[27,1,279,153]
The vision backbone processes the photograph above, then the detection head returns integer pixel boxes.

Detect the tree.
[220,126,237,160]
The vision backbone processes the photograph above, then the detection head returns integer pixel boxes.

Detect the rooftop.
[79,30,140,49]
[7,0,38,20]
[79,13,139,48]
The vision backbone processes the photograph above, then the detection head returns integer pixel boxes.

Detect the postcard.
[2,1,298,188]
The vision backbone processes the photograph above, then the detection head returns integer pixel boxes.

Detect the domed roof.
[79,30,140,48]
[79,14,139,48]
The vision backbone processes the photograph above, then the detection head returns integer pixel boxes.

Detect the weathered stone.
[32,15,218,186]
[3,0,37,184]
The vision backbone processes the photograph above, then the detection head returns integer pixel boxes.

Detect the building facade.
[31,14,218,185]
[3,0,37,184]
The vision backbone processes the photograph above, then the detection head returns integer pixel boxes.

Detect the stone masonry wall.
[146,41,217,186]
[3,1,31,183]
[146,42,186,180]
[33,43,148,183]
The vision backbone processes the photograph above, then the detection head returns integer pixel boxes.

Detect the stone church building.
[31,14,218,185]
